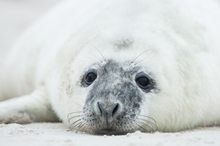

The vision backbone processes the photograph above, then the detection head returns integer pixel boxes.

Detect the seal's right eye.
[83,71,97,86]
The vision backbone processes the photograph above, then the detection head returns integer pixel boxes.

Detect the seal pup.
[0,0,220,134]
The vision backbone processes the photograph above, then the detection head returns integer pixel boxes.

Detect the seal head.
[75,60,157,134]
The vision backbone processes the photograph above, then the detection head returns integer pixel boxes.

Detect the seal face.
[71,60,157,134]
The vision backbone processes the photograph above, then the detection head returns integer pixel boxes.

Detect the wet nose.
[95,101,121,122]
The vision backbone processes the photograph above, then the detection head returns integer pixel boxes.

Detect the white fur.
[0,0,220,132]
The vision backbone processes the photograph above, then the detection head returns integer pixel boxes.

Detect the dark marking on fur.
[114,39,133,49]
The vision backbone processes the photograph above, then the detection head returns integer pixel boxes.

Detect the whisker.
[67,111,82,119]
[73,121,85,131]
[91,54,104,67]
[70,119,82,130]
[78,121,89,132]
[77,122,85,132]
[131,59,145,66]
[88,46,107,68]
[68,115,83,123]
[93,46,107,62]
[129,49,150,66]
[75,122,83,129]
[139,115,157,126]
[135,122,148,132]
[68,111,82,114]
[137,118,156,132]
[138,117,156,126]
[138,115,158,132]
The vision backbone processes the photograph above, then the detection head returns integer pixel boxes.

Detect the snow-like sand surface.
[0,0,220,146]
[0,123,220,146]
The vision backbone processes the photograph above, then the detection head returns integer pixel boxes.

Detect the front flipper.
[0,88,58,124]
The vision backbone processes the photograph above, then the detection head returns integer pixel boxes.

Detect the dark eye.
[83,70,97,86]
[135,72,154,92]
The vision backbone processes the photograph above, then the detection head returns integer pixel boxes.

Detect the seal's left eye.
[135,72,154,92]
[83,71,97,86]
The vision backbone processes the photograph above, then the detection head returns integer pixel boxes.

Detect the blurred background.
[0,0,62,57]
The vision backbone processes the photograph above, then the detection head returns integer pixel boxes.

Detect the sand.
[0,123,220,146]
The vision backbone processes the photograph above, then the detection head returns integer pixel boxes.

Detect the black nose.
[95,101,121,122]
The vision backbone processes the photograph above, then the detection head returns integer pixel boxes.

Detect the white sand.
[0,123,220,146]
[0,0,220,146]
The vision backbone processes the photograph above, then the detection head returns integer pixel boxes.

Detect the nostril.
[97,102,103,116]
[112,103,120,117]
[95,102,121,118]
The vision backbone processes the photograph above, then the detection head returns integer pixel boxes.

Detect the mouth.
[94,128,129,135]
[88,120,139,135]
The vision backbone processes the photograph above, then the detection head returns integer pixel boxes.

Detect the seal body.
[0,0,220,134]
